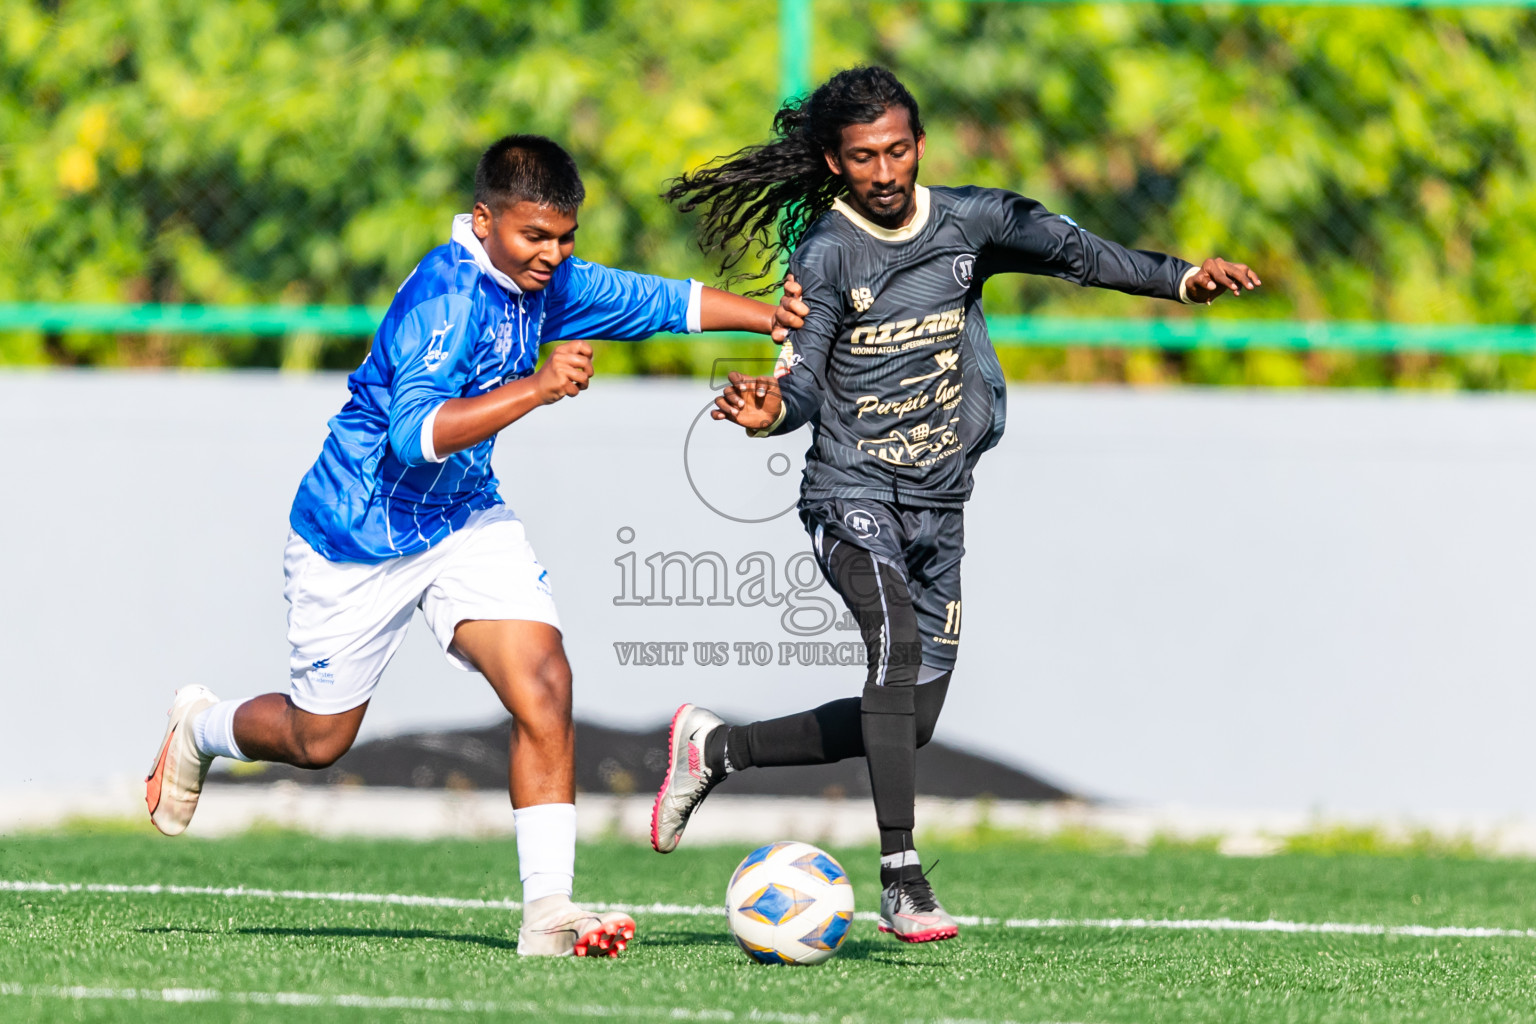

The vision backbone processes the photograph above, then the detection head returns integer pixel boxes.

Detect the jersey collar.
[832,184,930,243]
[451,214,523,294]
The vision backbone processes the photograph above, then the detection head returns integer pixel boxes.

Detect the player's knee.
[913,672,952,748]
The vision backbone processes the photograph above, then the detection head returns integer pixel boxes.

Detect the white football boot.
[517,896,636,958]
[879,869,960,943]
[650,703,726,853]
[144,686,220,836]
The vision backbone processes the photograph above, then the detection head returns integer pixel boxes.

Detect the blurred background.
[7,0,1536,381]
[4,0,1536,843]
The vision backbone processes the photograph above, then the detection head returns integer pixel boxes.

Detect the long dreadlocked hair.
[664,65,924,294]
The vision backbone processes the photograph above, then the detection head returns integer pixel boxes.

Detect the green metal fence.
[7,302,1536,354]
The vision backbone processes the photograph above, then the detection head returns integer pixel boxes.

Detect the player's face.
[473,200,578,292]
[825,106,925,229]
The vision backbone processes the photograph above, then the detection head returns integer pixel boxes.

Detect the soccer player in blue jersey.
[143,135,803,958]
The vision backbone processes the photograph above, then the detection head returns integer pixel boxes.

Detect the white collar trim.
[451,213,522,294]
[832,184,931,242]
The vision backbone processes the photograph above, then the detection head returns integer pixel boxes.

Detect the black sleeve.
[978,189,1193,302]
[772,242,845,436]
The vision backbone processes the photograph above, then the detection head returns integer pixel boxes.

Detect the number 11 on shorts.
[943,600,962,635]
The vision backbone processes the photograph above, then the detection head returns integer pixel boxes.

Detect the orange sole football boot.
[145,686,220,836]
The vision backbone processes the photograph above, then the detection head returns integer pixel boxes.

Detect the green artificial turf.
[4,829,1536,1023]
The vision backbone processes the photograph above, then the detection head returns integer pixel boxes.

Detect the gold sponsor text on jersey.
[848,306,966,348]
[855,377,962,419]
[855,416,962,467]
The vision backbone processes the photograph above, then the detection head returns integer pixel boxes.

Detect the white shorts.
[284,506,561,715]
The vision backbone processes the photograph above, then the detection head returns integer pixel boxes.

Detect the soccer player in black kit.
[650,66,1261,942]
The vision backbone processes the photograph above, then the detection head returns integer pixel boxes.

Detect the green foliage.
[924,816,1137,853]
[1282,824,1482,859]
[3,0,1536,384]
[0,0,781,368]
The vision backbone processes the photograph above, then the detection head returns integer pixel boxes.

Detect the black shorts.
[800,498,965,677]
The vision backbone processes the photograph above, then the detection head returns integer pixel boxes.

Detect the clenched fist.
[533,340,593,404]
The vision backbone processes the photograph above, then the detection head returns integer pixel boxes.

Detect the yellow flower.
[57,146,98,194]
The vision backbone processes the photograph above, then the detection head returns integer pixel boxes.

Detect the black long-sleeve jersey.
[768,184,1196,507]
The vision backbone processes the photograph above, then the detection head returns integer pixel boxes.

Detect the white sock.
[514,803,576,906]
[881,849,921,871]
[192,699,253,762]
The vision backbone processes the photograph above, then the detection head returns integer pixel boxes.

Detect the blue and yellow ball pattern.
[725,841,855,965]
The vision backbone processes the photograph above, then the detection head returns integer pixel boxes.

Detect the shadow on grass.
[636,930,735,948]
[830,938,961,965]
[136,925,518,952]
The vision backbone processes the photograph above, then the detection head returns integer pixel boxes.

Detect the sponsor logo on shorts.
[535,567,552,596]
[310,658,335,686]
[842,509,880,540]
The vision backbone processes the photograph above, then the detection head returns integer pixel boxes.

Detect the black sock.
[862,684,917,870]
[740,697,862,768]
[878,845,923,888]
[703,725,737,776]
[698,677,952,775]
[879,861,925,888]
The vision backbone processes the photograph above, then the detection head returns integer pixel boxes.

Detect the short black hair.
[474,134,586,215]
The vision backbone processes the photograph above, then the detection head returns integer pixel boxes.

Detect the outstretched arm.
[541,260,804,343]
[983,190,1261,304]
[699,286,805,340]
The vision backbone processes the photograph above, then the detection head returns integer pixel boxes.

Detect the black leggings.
[724,674,950,769]
[720,544,946,855]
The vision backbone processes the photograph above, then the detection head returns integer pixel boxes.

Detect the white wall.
[3,370,1533,814]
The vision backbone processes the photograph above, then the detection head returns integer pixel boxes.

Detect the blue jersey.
[290,214,701,563]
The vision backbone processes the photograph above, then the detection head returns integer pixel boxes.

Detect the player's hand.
[770,274,808,343]
[533,340,593,403]
[713,371,783,432]
[1186,257,1261,303]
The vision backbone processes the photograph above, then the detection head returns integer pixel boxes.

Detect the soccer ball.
[725,840,855,965]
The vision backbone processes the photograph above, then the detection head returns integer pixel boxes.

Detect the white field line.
[0,982,1076,1024]
[5,878,1536,941]
[0,983,809,1021]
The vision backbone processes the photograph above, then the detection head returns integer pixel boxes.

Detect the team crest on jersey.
[850,286,875,313]
[952,253,976,287]
[494,319,515,357]
[424,320,453,370]
[842,508,880,540]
